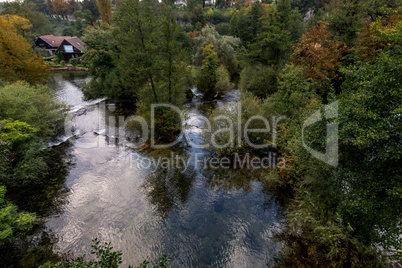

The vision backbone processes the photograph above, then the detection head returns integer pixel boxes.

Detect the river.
[3,72,288,267]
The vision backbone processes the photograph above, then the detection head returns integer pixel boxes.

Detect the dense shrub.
[0,82,65,187]
[239,64,278,98]
[194,25,241,75]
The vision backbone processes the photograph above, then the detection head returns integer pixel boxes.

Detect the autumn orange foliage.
[0,15,49,84]
[187,31,201,45]
[291,21,347,91]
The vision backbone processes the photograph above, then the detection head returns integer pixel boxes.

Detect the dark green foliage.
[186,0,203,11]
[81,24,126,100]
[0,82,65,187]
[107,0,191,139]
[261,42,402,265]
[338,52,402,250]
[190,4,206,30]
[214,22,230,35]
[291,0,326,13]
[196,43,234,98]
[239,64,278,98]
[82,0,100,24]
[230,2,265,46]
[25,0,49,14]
[207,8,224,24]
[74,17,85,37]
[62,26,74,36]
[327,0,364,46]
[246,0,304,67]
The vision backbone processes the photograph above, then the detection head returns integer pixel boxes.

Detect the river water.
[7,72,288,267]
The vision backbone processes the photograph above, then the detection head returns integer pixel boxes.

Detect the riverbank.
[49,66,89,72]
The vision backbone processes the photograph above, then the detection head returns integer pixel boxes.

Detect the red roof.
[39,35,72,48]
[64,37,86,52]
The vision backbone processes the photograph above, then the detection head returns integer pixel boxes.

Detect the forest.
[0,0,401,267]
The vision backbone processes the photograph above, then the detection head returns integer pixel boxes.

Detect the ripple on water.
[43,73,285,268]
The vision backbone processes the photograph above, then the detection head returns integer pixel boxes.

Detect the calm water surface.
[19,72,287,267]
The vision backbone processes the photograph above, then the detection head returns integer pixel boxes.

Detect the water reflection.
[4,72,289,268]
[143,166,196,217]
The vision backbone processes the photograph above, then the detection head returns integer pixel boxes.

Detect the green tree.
[338,52,402,251]
[0,82,65,187]
[82,0,100,24]
[327,0,364,46]
[190,4,206,30]
[82,24,124,100]
[239,64,278,98]
[116,0,160,103]
[247,0,304,67]
[197,43,218,97]
[230,2,265,46]
[193,24,241,75]
[25,0,49,14]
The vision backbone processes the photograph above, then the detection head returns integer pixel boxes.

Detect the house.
[56,37,86,62]
[34,35,72,56]
[34,35,86,62]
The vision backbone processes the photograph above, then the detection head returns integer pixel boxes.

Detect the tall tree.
[117,0,160,102]
[190,4,206,30]
[51,0,71,20]
[97,0,112,24]
[246,0,304,67]
[327,0,364,46]
[197,44,218,97]
[82,0,100,24]
[291,21,347,98]
[25,0,48,14]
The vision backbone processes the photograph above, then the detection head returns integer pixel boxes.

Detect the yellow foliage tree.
[0,15,49,84]
[97,0,112,25]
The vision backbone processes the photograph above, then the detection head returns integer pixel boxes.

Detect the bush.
[0,186,35,246]
[69,58,79,66]
[208,9,224,24]
[215,23,231,35]
[215,65,233,95]
[62,26,74,36]
[239,65,278,98]
[0,82,65,187]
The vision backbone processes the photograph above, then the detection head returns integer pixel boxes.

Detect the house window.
[64,45,74,53]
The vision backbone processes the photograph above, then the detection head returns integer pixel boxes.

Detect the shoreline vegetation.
[0,0,401,266]
[49,66,89,72]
